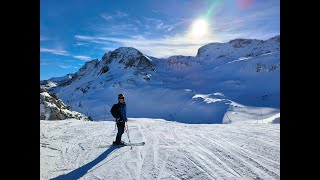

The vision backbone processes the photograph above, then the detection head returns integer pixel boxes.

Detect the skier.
[111,93,128,145]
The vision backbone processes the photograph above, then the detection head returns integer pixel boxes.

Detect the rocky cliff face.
[101,47,154,72]
[40,86,91,121]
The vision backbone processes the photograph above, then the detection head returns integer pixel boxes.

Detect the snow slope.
[41,118,280,180]
[222,101,280,124]
[45,36,280,123]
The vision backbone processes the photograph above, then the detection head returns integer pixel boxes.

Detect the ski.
[97,142,145,148]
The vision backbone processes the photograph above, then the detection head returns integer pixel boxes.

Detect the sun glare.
[191,19,208,38]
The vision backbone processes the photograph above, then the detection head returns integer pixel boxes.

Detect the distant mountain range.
[41,35,280,123]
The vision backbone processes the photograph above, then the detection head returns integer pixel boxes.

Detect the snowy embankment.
[41,118,280,180]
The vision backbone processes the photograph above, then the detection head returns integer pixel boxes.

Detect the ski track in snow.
[40,118,280,180]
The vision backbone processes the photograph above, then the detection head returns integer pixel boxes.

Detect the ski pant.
[115,121,125,143]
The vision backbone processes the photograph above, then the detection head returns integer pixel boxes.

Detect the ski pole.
[126,122,131,143]
[126,122,132,149]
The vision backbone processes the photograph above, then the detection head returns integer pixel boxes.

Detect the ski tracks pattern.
[41,119,280,180]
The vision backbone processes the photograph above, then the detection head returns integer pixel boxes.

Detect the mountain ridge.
[41,35,280,123]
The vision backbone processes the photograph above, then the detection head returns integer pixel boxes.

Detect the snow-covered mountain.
[44,35,280,123]
[196,35,280,59]
[40,86,91,121]
[40,73,73,88]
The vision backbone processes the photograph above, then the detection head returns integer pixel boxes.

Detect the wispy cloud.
[65,60,76,62]
[73,55,92,61]
[100,11,128,21]
[94,23,139,35]
[101,14,113,20]
[151,10,160,14]
[156,22,174,31]
[75,33,215,57]
[40,59,76,68]
[96,16,187,37]
[74,3,279,58]
[74,42,89,46]
[135,20,141,24]
[210,5,279,40]
[40,59,74,68]
[143,17,176,31]
[58,65,72,69]
[40,48,69,56]
[40,47,93,61]
[75,34,207,46]
[101,47,117,52]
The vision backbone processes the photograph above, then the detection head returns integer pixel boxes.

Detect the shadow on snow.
[51,146,127,180]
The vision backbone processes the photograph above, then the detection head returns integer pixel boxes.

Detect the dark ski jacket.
[116,102,127,122]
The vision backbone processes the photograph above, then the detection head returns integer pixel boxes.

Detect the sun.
[191,19,208,38]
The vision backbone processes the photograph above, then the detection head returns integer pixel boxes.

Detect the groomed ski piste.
[41,117,279,180]
[40,36,280,179]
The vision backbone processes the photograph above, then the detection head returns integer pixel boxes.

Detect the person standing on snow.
[111,93,128,145]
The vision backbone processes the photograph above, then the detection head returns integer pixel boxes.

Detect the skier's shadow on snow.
[51,146,126,180]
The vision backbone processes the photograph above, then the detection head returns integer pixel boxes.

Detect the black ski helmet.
[118,93,125,99]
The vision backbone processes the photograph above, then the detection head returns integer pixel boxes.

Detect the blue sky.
[40,0,280,80]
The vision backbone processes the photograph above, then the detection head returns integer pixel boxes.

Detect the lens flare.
[191,19,208,38]
[238,0,254,9]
